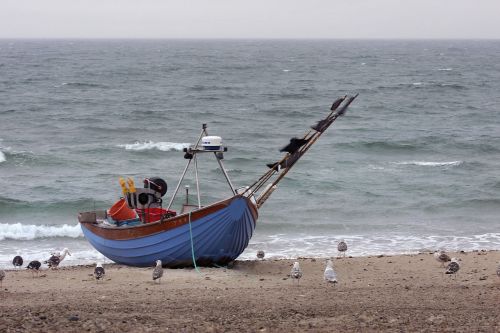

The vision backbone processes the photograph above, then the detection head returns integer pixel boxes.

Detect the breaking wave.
[0,150,5,163]
[118,141,190,152]
[0,223,83,241]
[394,161,463,167]
[243,232,500,259]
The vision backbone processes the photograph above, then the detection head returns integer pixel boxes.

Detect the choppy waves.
[118,141,190,152]
[0,223,83,241]
[0,196,108,213]
[0,150,5,163]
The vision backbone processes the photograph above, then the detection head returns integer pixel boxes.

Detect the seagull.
[12,255,23,269]
[290,261,302,285]
[445,258,460,278]
[152,260,163,283]
[497,261,500,278]
[94,263,105,282]
[257,250,265,260]
[44,248,71,269]
[337,239,348,258]
[434,250,451,267]
[0,270,5,288]
[27,260,42,278]
[324,259,338,286]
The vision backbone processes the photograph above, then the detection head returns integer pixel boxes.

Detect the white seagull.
[337,239,348,258]
[44,248,71,269]
[434,250,451,267]
[496,261,500,278]
[152,260,163,283]
[445,258,460,278]
[256,250,265,260]
[324,259,338,286]
[290,261,303,285]
[94,263,105,282]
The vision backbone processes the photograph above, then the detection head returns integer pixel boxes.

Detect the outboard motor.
[137,177,167,209]
[125,177,168,210]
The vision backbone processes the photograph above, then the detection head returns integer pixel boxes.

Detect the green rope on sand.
[188,212,200,273]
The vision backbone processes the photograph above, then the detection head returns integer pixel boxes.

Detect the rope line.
[188,212,200,273]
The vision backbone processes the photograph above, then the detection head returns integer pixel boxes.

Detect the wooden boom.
[241,94,358,208]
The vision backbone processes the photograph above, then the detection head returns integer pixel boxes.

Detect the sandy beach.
[1,251,499,332]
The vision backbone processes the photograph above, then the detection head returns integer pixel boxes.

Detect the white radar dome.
[201,136,223,151]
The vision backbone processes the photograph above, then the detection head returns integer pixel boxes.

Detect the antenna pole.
[166,127,206,211]
[215,153,236,195]
[194,154,202,208]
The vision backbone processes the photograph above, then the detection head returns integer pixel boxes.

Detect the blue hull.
[81,197,257,267]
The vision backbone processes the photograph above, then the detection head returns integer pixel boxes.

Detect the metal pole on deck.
[166,127,206,211]
[215,153,236,195]
[194,154,202,208]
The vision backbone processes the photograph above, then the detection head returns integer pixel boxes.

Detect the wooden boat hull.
[80,196,258,267]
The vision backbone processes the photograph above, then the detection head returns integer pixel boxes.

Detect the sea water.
[1,39,499,267]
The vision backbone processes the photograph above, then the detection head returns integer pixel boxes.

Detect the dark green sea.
[1,39,499,267]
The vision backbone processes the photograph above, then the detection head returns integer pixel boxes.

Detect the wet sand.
[1,251,499,332]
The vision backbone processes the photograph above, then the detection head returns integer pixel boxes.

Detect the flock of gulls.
[286,242,500,286]
[7,248,71,277]
[0,248,72,285]
[1,241,500,288]
[286,240,344,286]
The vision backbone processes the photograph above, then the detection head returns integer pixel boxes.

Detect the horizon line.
[1,37,500,41]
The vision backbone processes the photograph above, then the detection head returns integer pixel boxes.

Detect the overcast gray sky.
[1,0,499,39]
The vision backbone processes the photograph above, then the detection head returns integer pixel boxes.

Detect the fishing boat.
[78,94,358,267]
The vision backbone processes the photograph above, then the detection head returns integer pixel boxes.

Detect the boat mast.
[166,126,205,211]
[215,153,236,195]
[166,124,236,212]
[193,154,202,208]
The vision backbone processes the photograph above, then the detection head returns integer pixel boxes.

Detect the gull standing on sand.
[27,260,42,278]
[152,260,163,283]
[44,248,71,269]
[12,255,23,269]
[0,269,5,288]
[290,261,302,285]
[324,259,338,286]
[434,250,451,267]
[496,261,500,278]
[445,258,460,278]
[94,263,105,282]
[337,239,348,258]
[257,250,265,260]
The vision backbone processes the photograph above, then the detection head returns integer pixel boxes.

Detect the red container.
[109,198,137,221]
[136,208,176,223]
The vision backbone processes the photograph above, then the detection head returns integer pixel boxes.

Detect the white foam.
[118,141,190,152]
[0,151,5,163]
[394,161,462,167]
[0,245,110,268]
[412,82,423,86]
[368,164,386,170]
[282,69,291,72]
[242,232,500,260]
[437,68,453,71]
[0,223,83,241]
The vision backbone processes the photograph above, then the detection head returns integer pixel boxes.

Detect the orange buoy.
[109,198,137,221]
